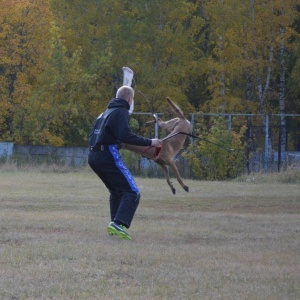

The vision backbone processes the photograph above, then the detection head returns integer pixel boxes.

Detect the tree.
[0,0,53,142]
[1,0,299,149]
[51,0,202,114]
[17,23,90,146]
[198,0,299,161]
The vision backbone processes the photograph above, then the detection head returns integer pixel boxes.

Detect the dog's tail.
[166,97,185,119]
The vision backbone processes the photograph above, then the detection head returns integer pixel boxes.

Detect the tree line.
[0,0,299,149]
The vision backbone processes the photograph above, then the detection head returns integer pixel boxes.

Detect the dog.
[122,97,191,195]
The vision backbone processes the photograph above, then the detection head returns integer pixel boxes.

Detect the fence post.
[264,114,269,172]
[278,120,281,172]
[228,114,232,131]
[190,113,195,143]
[154,113,159,138]
[246,114,252,175]
[190,113,194,132]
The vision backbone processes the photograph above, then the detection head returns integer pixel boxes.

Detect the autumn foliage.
[0,0,299,147]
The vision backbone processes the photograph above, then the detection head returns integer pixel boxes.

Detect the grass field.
[0,169,299,299]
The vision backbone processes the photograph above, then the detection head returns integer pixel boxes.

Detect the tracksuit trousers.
[88,144,140,228]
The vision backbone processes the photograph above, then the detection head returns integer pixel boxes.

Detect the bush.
[120,148,166,178]
[183,116,247,180]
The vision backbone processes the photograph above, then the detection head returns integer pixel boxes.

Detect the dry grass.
[0,170,299,300]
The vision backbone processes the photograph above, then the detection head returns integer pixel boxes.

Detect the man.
[88,85,161,240]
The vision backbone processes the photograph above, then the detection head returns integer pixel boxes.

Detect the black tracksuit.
[88,98,152,228]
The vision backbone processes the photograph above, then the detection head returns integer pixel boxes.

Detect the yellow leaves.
[39,129,64,147]
[0,95,11,139]
[0,0,299,146]
[0,0,57,145]
[200,0,300,113]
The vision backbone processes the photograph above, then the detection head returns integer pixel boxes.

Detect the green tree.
[197,0,299,113]
[1,0,299,149]
[50,0,202,114]
[18,22,98,146]
[196,0,299,159]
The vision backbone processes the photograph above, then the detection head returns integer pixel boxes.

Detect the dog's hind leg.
[159,164,176,195]
[168,160,189,193]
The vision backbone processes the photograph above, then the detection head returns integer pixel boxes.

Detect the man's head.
[116,86,134,114]
[116,86,134,102]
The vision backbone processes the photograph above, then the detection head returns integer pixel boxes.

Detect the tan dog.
[122,97,191,194]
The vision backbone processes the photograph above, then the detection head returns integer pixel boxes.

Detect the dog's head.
[144,97,191,134]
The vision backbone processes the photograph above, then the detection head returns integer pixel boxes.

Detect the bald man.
[88,86,161,240]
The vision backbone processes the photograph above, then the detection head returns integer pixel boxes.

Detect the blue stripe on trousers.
[109,144,139,193]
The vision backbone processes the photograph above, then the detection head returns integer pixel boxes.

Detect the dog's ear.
[166,97,185,119]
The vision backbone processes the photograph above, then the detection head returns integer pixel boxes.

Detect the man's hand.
[151,138,162,147]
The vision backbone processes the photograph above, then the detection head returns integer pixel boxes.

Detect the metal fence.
[1,113,299,174]
[131,112,300,173]
[0,143,88,167]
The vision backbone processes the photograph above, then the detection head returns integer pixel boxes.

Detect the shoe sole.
[107,226,132,240]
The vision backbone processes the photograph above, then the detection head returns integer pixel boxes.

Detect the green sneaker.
[107,222,126,235]
[107,222,132,240]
